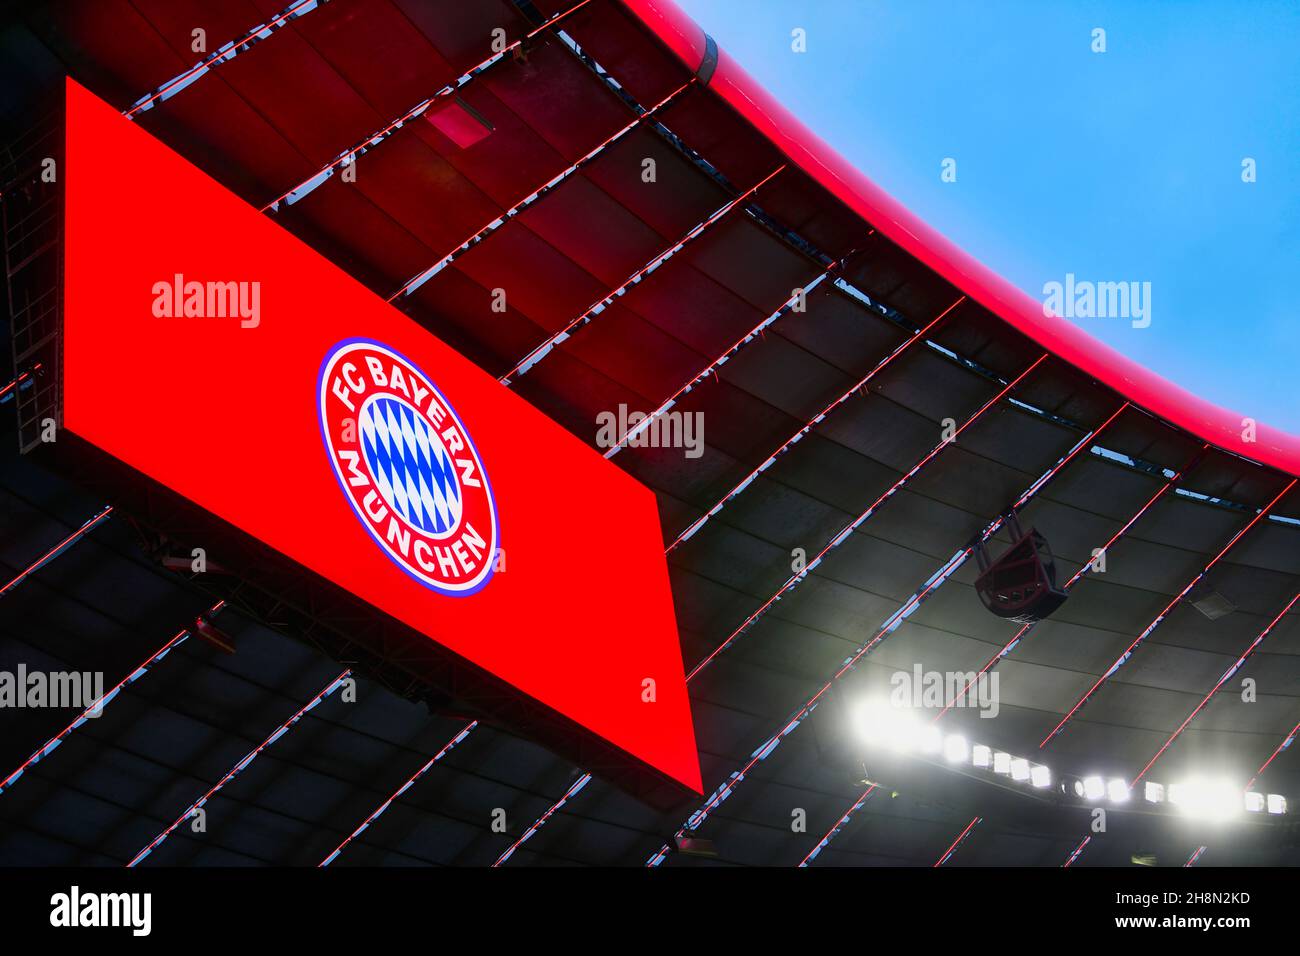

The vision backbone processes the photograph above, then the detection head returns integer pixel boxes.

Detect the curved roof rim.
[620,0,1300,479]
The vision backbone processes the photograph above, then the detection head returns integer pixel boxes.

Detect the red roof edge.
[620,0,1300,480]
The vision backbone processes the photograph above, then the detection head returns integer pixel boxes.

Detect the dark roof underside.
[1,0,1298,867]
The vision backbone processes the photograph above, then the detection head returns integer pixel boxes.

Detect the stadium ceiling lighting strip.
[122,0,324,119]
[936,443,1211,719]
[1183,715,1300,865]
[1133,587,1300,784]
[259,0,597,212]
[604,262,848,459]
[642,404,1130,866]
[934,816,981,866]
[388,77,698,301]
[1062,835,1091,867]
[492,771,593,867]
[1041,476,1299,747]
[0,363,41,403]
[666,294,968,550]
[684,352,1049,681]
[320,719,478,867]
[849,702,1291,813]
[797,783,877,867]
[496,164,787,385]
[127,668,352,867]
[0,504,114,599]
[0,601,225,797]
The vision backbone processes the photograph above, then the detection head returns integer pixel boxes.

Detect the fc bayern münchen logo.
[318,339,498,596]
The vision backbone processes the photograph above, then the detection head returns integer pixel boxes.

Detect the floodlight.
[917,724,943,755]
[943,735,969,764]
[1082,776,1105,801]
[1267,794,1287,815]
[1244,792,1265,813]
[993,751,1011,775]
[1107,778,1130,803]
[1170,778,1241,821]
[1144,782,1165,804]
[1010,758,1031,782]
[1030,764,1051,788]
[972,744,992,768]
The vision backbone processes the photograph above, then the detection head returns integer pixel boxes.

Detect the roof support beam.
[123,0,325,119]
[641,402,1129,866]
[1134,586,1300,784]
[936,443,1211,719]
[797,784,877,867]
[492,771,593,867]
[934,815,982,866]
[320,719,478,866]
[0,601,225,796]
[0,363,41,403]
[667,294,967,550]
[1062,835,1091,867]
[496,165,787,384]
[128,668,352,866]
[1040,476,1298,748]
[685,352,1048,681]
[259,0,597,212]
[604,261,848,459]
[1248,715,1300,790]
[0,504,114,598]
[388,78,697,302]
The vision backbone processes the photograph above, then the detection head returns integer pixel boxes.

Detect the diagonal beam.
[502,402,1125,866]
[934,815,981,866]
[0,362,41,403]
[127,668,352,866]
[604,263,848,459]
[496,165,787,385]
[685,352,1048,681]
[797,783,877,867]
[123,0,324,119]
[388,78,697,302]
[492,771,593,867]
[0,601,225,796]
[642,404,1130,866]
[1041,476,1299,748]
[0,504,114,598]
[1060,619,1300,865]
[667,294,968,551]
[259,0,597,212]
[320,719,478,866]
[1133,586,1300,784]
[936,443,1211,719]
[1185,846,1208,866]
[1247,716,1300,790]
[1062,835,1091,867]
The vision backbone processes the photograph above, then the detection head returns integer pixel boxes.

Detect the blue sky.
[677,0,1299,432]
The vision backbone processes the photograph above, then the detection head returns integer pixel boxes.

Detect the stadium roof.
[2,0,1298,866]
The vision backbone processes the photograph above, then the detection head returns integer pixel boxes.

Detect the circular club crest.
[318,339,498,596]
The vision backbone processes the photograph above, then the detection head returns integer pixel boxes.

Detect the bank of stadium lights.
[1141,777,1287,821]
[849,701,1288,816]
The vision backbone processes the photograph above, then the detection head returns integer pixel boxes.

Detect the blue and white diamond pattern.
[359,395,462,536]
